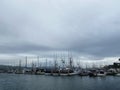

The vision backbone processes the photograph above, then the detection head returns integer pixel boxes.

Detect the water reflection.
[0,74,120,90]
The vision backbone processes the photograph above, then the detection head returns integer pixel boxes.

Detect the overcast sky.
[0,0,120,64]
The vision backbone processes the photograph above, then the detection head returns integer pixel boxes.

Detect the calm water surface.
[0,73,120,90]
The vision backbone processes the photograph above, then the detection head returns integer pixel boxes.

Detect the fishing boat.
[97,70,106,77]
[35,69,45,75]
[60,53,78,76]
[89,70,97,77]
[116,73,120,76]
[79,70,89,76]
[59,68,78,76]
[15,60,24,74]
[106,69,117,76]
[45,69,53,76]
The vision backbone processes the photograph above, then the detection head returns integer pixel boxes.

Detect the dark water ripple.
[0,73,120,90]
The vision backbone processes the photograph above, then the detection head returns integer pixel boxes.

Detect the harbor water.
[0,73,120,90]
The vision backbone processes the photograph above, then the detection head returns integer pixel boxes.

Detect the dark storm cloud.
[0,43,52,54]
[0,0,120,59]
[71,33,120,58]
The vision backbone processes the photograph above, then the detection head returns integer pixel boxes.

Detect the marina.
[0,56,120,77]
[0,0,120,90]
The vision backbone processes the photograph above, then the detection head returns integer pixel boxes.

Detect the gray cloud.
[0,0,120,60]
[0,42,53,54]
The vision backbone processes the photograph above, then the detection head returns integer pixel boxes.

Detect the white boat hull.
[97,74,106,77]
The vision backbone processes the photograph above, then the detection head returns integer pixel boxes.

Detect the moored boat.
[97,70,106,77]
[89,70,97,77]
[79,70,89,76]
[106,69,117,76]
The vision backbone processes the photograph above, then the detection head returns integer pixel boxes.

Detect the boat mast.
[19,59,22,73]
[54,53,58,70]
[45,58,48,69]
[37,56,39,68]
[25,56,27,68]
[61,52,65,69]
[69,51,73,69]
